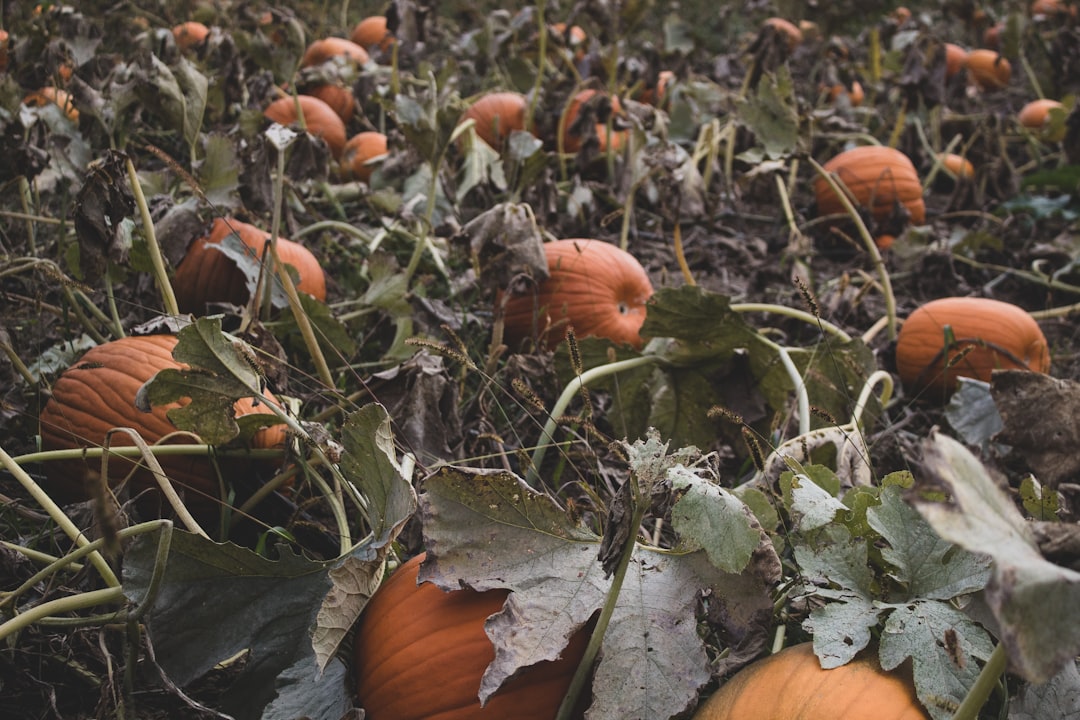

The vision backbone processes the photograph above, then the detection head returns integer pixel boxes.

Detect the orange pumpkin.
[826,81,864,106]
[944,43,968,78]
[459,92,534,150]
[38,334,286,509]
[300,36,370,68]
[560,89,628,153]
[763,17,803,52]
[550,22,588,61]
[692,643,928,720]
[340,131,388,182]
[895,297,1051,399]
[0,29,9,73]
[354,553,590,720]
[636,70,675,107]
[1018,98,1066,141]
[350,16,394,52]
[303,83,356,123]
[1031,0,1077,18]
[937,152,974,180]
[964,49,1011,90]
[501,239,654,350]
[172,21,209,51]
[814,146,926,234]
[263,94,347,158]
[173,217,327,314]
[23,87,78,122]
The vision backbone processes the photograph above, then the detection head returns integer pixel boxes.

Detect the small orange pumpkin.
[763,17,803,52]
[550,22,588,62]
[964,49,1011,90]
[299,36,370,68]
[340,131,388,182]
[1018,98,1066,141]
[692,643,928,720]
[354,553,590,720]
[826,81,864,106]
[38,334,286,509]
[459,92,534,150]
[814,146,926,235]
[937,152,974,180]
[23,87,78,122]
[172,21,209,51]
[636,70,675,107]
[173,217,327,314]
[501,239,654,350]
[350,16,394,52]
[264,94,347,158]
[944,43,968,78]
[895,297,1051,399]
[0,29,9,73]
[560,89,628,154]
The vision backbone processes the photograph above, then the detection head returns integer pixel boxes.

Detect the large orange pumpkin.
[964,49,1011,90]
[692,643,927,719]
[944,43,968,78]
[559,90,628,153]
[300,36,370,68]
[814,146,926,232]
[459,92,534,151]
[264,95,347,158]
[350,16,394,52]
[173,217,327,314]
[895,297,1050,399]
[501,239,654,350]
[303,83,356,123]
[354,553,590,720]
[38,335,286,509]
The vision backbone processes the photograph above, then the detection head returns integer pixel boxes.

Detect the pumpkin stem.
[126,157,179,318]
[950,642,1006,720]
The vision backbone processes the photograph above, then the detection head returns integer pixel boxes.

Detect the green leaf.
[197,133,241,208]
[789,472,848,532]
[737,67,799,159]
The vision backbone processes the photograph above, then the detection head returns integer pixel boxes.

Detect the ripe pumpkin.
[172,21,209,51]
[560,89,628,154]
[636,70,675,107]
[263,94,347,158]
[763,17,802,52]
[692,643,928,720]
[23,87,78,122]
[354,553,590,720]
[550,22,587,62]
[340,131,388,182]
[895,297,1051,399]
[814,146,926,232]
[303,83,356,123]
[1018,99,1066,141]
[38,334,286,509]
[459,91,534,150]
[300,36,370,68]
[944,43,968,78]
[0,29,9,73]
[826,81,864,106]
[937,152,974,180]
[350,16,394,52]
[501,239,654,350]
[173,217,327,314]
[964,49,1011,90]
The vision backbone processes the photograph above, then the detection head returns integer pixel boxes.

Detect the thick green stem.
[126,157,179,317]
[0,587,125,641]
[730,303,851,342]
[951,642,1006,720]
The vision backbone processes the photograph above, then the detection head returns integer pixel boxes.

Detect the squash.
[38,334,286,509]
[354,553,590,720]
[944,43,968,78]
[23,87,78,122]
[459,91,534,151]
[300,36,370,68]
[937,152,974,180]
[172,21,209,51]
[692,643,928,720]
[0,29,9,73]
[763,17,802,52]
[1018,98,1066,141]
[263,94,347,158]
[964,49,1011,90]
[501,239,654,350]
[303,83,355,123]
[340,131,388,182]
[560,89,628,153]
[173,217,327,314]
[826,81,864,106]
[636,70,675,107]
[350,16,394,52]
[895,297,1051,399]
[813,146,926,239]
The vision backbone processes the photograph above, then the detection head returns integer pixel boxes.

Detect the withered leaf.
[992,370,1080,486]
[72,149,135,284]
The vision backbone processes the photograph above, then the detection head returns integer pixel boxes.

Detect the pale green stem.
[126,157,179,316]
[18,176,37,255]
[730,303,852,342]
[951,643,1006,720]
[0,541,82,570]
[776,345,809,436]
[0,445,119,587]
[293,219,373,243]
[13,444,282,466]
[527,355,659,487]
[808,158,897,340]
[0,587,125,641]
[102,266,126,338]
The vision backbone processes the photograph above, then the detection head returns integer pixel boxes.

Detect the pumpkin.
[459,91,534,150]
[763,17,803,52]
[692,643,928,720]
[0,29,9,73]
[23,87,78,122]
[38,334,286,509]
[354,553,590,720]
[299,36,370,68]
[895,297,1051,399]
[340,131,388,182]
[964,49,1011,90]
[1031,0,1077,18]
[173,217,327,314]
[560,89,628,154]
[263,94,347,158]
[937,152,974,180]
[1018,99,1066,141]
[826,81,864,106]
[636,70,675,107]
[501,239,654,350]
[304,83,356,123]
[172,21,209,51]
[550,22,587,61]
[944,43,968,78]
[813,146,926,237]
[350,16,394,52]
